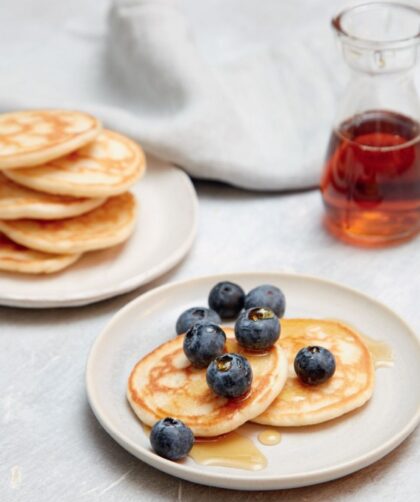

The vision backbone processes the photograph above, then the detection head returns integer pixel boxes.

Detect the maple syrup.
[321,110,420,245]
[142,423,268,471]
[358,333,394,368]
[327,319,394,368]
[257,429,282,446]
[190,431,267,471]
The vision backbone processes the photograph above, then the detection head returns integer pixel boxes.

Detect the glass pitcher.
[321,2,420,245]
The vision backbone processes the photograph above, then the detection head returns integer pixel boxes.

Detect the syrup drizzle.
[326,319,394,368]
[189,431,267,471]
[257,429,282,446]
[358,333,394,368]
[142,423,268,471]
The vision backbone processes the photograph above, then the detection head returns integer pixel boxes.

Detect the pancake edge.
[2,131,146,197]
[126,329,289,437]
[0,196,106,220]
[252,320,376,426]
[0,250,81,274]
[0,194,137,254]
[0,112,101,169]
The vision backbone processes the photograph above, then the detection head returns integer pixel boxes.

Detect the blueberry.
[244,284,286,318]
[206,353,252,398]
[150,417,194,461]
[208,281,245,319]
[176,307,221,335]
[183,321,226,368]
[235,307,280,350]
[294,346,336,385]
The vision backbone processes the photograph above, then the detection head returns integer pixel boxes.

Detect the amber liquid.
[257,429,282,446]
[190,431,267,471]
[359,333,394,368]
[321,110,420,245]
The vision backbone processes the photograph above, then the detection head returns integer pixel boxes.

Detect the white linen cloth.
[0,0,373,190]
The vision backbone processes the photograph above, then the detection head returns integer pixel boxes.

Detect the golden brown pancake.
[0,192,137,254]
[127,328,288,437]
[4,130,145,198]
[0,172,105,220]
[0,110,101,169]
[253,319,375,426]
[0,233,80,274]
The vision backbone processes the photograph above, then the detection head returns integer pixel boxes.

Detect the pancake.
[0,233,80,274]
[4,129,146,198]
[0,192,137,254]
[0,110,101,169]
[0,173,105,220]
[253,319,375,427]
[127,328,288,437]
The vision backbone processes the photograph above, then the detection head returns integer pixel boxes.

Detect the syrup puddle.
[257,429,282,446]
[190,431,267,471]
[142,422,268,471]
[327,318,394,368]
[358,333,394,368]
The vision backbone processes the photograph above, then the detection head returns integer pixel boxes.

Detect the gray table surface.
[1,182,419,502]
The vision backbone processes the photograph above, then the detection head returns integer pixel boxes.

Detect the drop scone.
[253,319,375,426]
[4,129,146,198]
[0,233,80,274]
[0,110,101,169]
[0,192,137,254]
[127,328,288,437]
[0,173,105,220]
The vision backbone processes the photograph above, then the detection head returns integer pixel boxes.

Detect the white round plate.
[86,272,420,490]
[0,158,197,308]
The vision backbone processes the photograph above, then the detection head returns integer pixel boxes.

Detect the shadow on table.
[194,179,316,202]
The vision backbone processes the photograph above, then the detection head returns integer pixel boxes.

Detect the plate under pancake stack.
[0,109,146,274]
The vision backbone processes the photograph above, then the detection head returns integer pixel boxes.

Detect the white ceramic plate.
[86,273,420,490]
[0,158,197,308]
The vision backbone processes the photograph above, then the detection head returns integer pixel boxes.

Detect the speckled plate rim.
[86,272,420,490]
[0,164,198,308]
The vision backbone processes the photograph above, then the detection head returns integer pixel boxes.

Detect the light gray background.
[1,0,419,499]
[1,183,419,501]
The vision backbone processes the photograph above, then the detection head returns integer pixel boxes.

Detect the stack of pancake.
[127,319,375,436]
[0,110,145,274]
